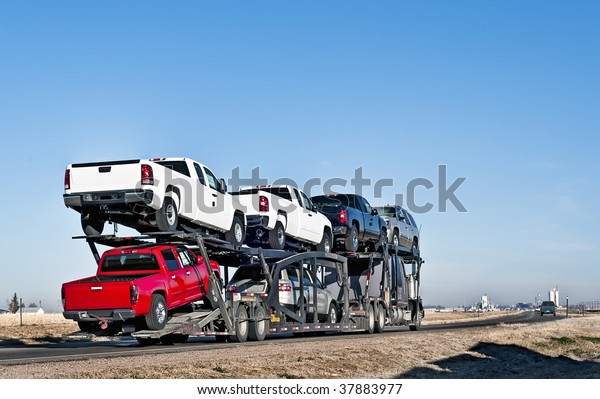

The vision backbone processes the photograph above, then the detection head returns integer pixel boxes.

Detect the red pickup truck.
[61,243,220,333]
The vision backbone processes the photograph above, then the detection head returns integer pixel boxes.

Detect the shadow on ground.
[396,342,600,378]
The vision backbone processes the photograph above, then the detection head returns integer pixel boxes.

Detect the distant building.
[20,307,45,315]
[0,309,9,314]
[549,286,559,306]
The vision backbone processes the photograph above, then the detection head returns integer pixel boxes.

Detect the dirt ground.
[1,311,599,379]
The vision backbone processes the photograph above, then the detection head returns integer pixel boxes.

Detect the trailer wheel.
[344,224,359,252]
[225,214,246,247]
[365,304,375,334]
[145,294,167,330]
[248,306,269,341]
[229,305,249,343]
[155,197,179,232]
[269,222,286,250]
[81,213,105,236]
[326,303,338,323]
[374,304,385,333]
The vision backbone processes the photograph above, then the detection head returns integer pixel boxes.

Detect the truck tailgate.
[68,160,142,193]
[63,278,134,310]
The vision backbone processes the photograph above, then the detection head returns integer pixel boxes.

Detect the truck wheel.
[326,303,338,323]
[392,230,400,246]
[344,224,359,252]
[155,197,178,232]
[229,305,249,343]
[269,222,286,250]
[316,229,332,253]
[409,304,422,331]
[374,304,385,333]
[225,214,246,247]
[365,304,375,334]
[81,213,105,236]
[145,294,167,330]
[248,306,269,342]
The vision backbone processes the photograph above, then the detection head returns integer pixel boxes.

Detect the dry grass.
[1,312,599,379]
[0,313,77,344]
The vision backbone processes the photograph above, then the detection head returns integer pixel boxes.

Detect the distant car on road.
[540,301,557,316]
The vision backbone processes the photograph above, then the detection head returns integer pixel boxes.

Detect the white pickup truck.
[63,157,246,246]
[231,185,332,251]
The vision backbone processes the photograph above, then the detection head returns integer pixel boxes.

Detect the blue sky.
[0,1,598,311]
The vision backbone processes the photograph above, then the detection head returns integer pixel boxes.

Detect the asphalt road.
[0,311,560,366]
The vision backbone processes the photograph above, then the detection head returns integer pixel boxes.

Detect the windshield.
[101,254,160,272]
[375,206,396,217]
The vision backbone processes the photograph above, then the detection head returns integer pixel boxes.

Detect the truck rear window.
[312,195,356,208]
[101,254,160,272]
[156,160,190,177]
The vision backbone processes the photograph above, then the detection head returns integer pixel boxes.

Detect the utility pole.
[566,296,569,319]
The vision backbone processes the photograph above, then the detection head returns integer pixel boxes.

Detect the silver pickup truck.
[374,205,420,250]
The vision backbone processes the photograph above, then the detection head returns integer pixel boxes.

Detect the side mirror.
[371,208,378,216]
[219,178,227,194]
[312,204,318,212]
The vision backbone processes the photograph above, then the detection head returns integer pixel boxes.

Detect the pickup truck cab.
[61,244,220,333]
[63,158,246,246]
[232,185,333,251]
[311,194,387,253]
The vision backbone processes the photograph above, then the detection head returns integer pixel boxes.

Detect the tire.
[229,305,249,343]
[344,224,360,252]
[155,197,179,232]
[248,306,269,342]
[365,304,375,334]
[316,229,332,253]
[77,321,100,333]
[145,294,167,330]
[81,213,105,236]
[136,337,160,346]
[326,303,338,323]
[160,334,189,345]
[268,222,286,250]
[409,303,422,331]
[374,304,385,333]
[392,230,400,246]
[225,214,246,247]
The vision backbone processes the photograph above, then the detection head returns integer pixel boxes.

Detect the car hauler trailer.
[66,232,423,345]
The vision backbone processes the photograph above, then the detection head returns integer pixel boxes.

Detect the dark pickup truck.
[311,194,387,252]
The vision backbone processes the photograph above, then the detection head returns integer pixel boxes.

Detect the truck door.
[194,164,232,231]
[360,197,380,240]
[176,247,205,302]
[298,191,322,243]
[160,248,187,307]
[397,207,411,247]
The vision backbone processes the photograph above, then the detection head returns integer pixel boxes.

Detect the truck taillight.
[279,284,292,292]
[130,285,139,305]
[228,285,237,292]
[141,164,154,185]
[64,169,71,190]
[339,209,348,224]
[259,195,269,212]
